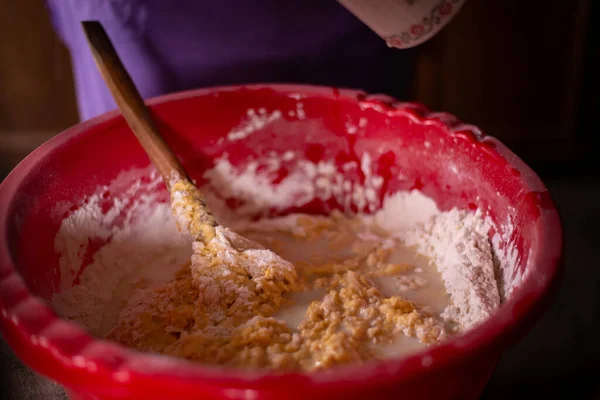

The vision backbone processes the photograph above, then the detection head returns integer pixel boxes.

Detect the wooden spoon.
[81,20,217,243]
[81,21,297,313]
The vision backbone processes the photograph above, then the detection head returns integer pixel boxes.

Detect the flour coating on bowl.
[51,161,506,371]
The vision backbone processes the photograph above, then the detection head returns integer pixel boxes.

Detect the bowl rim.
[0,83,563,392]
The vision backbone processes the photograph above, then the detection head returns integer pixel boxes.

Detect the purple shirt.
[45,0,414,121]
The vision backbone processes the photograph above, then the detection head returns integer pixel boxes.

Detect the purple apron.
[45,0,414,121]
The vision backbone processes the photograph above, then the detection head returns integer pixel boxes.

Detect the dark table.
[2,176,599,399]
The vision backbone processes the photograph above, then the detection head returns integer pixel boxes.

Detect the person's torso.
[46,0,413,119]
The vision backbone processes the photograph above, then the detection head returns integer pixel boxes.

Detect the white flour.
[51,156,510,337]
[400,208,500,329]
[370,190,501,328]
[203,152,384,216]
[227,108,283,142]
[51,169,193,336]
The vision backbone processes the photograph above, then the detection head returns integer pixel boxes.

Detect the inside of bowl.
[7,86,539,313]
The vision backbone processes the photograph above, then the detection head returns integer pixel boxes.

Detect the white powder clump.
[204,155,316,216]
[491,212,521,300]
[51,172,193,337]
[368,190,500,330]
[203,152,385,216]
[227,108,282,141]
[374,188,439,232]
[401,206,500,329]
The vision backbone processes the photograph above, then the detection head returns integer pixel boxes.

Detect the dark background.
[1,0,599,398]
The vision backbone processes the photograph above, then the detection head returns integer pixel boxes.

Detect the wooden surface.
[412,0,592,167]
[0,0,78,132]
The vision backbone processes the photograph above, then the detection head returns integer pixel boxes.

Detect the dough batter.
[107,210,452,371]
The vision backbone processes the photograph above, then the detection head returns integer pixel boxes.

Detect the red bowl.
[0,84,563,400]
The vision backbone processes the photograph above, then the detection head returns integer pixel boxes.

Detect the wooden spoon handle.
[81,20,187,187]
[82,21,218,241]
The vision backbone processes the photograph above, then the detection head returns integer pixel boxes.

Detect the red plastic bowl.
[0,84,562,399]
